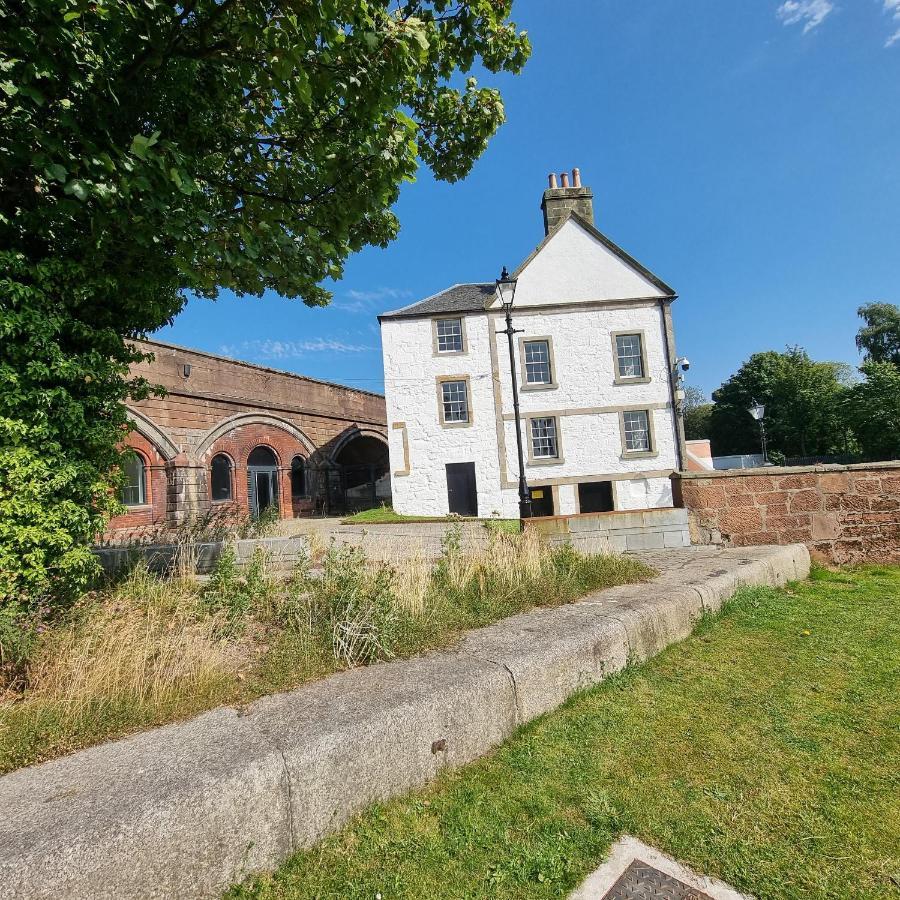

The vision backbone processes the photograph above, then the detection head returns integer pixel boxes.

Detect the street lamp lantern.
[495,266,532,523]
[747,401,769,464]
[495,266,517,310]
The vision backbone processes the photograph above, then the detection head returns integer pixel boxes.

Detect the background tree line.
[683,302,900,463]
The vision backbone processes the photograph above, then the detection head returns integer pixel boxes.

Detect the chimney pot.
[540,167,594,235]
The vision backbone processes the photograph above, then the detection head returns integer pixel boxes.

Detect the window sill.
[120,503,152,511]
[439,420,473,429]
[521,382,558,392]
[613,376,652,385]
[432,349,468,357]
[528,455,566,467]
[620,450,659,460]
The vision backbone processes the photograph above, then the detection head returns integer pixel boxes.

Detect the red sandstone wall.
[105,339,387,535]
[677,462,900,564]
[128,339,385,455]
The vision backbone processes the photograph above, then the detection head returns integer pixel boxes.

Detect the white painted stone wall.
[511,218,669,305]
[382,215,680,519]
[383,300,678,518]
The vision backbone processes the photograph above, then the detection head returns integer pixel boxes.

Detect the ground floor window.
[210,453,232,501]
[120,451,146,506]
[578,480,614,513]
[291,455,307,498]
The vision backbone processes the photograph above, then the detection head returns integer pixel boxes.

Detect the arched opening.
[210,453,233,502]
[120,450,147,506]
[329,434,390,513]
[290,455,307,499]
[247,445,279,519]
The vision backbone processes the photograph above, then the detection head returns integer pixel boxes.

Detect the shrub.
[201,547,275,637]
[317,546,400,666]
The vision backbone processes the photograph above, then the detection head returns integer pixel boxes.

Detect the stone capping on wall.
[676,460,900,480]
[0,545,810,900]
[675,460,900,565]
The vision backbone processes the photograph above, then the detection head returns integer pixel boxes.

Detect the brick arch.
[195,413,316,463]
[201,418,318,519]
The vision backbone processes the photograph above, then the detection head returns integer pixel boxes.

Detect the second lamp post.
[495,266,533,521]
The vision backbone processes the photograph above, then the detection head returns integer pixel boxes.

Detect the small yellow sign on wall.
[531,489,544,499]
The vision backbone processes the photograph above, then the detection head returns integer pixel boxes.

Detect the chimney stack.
[540,167,594,235]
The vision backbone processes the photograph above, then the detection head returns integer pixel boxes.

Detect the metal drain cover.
[602,859,714,899]
[569,836,753,900]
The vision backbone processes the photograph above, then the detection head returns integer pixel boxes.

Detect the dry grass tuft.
[13,566,233,720]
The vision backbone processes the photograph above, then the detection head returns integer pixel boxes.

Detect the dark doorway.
[446,462,478,517]
[529,485,555,517]
[247,445,279,519]
[578,480,614,514]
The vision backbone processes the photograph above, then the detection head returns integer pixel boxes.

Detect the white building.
[379,170,686,519]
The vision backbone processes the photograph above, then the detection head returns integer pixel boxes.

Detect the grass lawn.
[341,506,518,532]
[230,566,900,900]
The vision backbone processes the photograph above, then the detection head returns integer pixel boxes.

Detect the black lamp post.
[496,267,532,522]
[748,401,768,465]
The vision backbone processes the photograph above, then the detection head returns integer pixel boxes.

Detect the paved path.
[0,545,807,900]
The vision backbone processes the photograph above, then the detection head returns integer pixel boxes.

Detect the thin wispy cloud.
[884,0,900,47]
[776,0,834,33]
[336,286,413,313]
[218,338,372,360]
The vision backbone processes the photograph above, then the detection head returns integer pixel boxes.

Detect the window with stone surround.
[524,339,552,385]
[623,409,652,452]
[440,379,469,424]
[530,416,559,459]
[435,318,464,353]
[615,333,645,379]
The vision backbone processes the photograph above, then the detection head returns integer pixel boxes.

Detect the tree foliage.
[0,0,530,607]
[856,302,900,369]
[681,386,713,441]
[708,347,852,458]
[844,362,900,461]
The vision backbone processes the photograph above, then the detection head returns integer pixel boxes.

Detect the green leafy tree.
[681,385,713,441]
[708,347,852,458]
[0,0,530,607]
[843,362,900,461]
[856,302,900,369]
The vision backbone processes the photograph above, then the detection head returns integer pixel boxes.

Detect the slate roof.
[378,283,495,320]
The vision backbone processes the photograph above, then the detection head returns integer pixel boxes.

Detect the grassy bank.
[0,528,652,774]
[229,566,900,900]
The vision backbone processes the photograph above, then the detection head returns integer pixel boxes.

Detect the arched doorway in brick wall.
[323,431,390,514]
[247,445,280,519]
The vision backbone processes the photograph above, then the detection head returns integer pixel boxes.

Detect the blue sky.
[156,0,900,398]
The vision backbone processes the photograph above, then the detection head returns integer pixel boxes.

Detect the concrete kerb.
[0,545,810,900]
